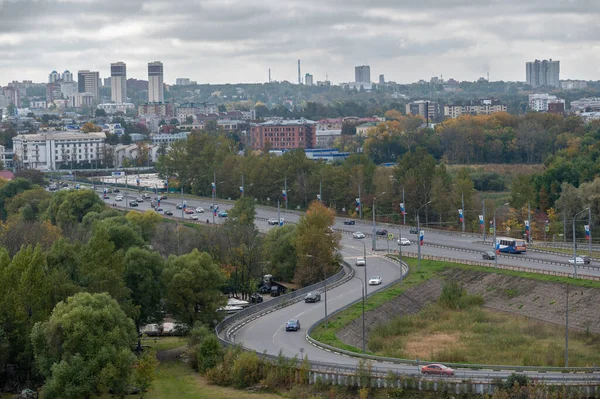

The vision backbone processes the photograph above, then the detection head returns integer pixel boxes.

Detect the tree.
[124,247,164,333]
[81,122,102,133]
[95,108,107,117]
[14,169,46,186]
[262,225,297,282]
[46,189,105,228]
[125,210,163,241]
[162,249,226,326]
[31,292,137,399]
[294,201,341,286]
[510,174,536,210]
[228,196,256,226]
[134,350,159,398]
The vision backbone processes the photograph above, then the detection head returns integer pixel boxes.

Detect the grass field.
[368,303,600,367]
[310,257,600,365]
[141,336,187,351]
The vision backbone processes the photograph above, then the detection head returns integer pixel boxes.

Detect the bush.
[197,334,223,373]
[505,373,529,389]
[205,345,241,386]
[187,324,211,371]
[438,281,484,310]
[231,351,263,388]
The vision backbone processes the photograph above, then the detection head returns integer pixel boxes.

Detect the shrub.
[504,373,529,389]
[205,345,241,386]
[187,324,211,370]
[231,351,262,388]
[439,281,484,310]
[197,334,223,373]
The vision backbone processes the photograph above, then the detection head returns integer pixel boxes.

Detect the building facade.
[444,99,507,118]
[77,70,100,103]
[406,100,441,122]
[12,131,106,170]
[249,119,316,150]
[138,103,174,118]
[148,61,164,103]
[570,97,600,113]
[526,59,560,88]
[528,93,565,112]
[560,80,587,90]
[355,65,371,84]
[110,62,127,104]
[305,73,313,86]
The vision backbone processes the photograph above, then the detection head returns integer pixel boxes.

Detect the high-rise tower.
[110,62,127,104]
[148,61,164,103]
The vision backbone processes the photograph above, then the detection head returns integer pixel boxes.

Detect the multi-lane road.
[97,187,600,381]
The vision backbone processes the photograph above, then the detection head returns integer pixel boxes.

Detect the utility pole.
[319,179,322,203]
[528,202,532,245]
[402,187,406,225]
[589,207,592,257]
[565,283,569,367]
[482,198,486,242]
[564,211,567,244]
[461,192,465,233]
[212,171,216,224]
[284,176,288,210]
[358,183,362,219]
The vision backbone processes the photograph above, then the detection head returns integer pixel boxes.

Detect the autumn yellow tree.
[293,201,341,287]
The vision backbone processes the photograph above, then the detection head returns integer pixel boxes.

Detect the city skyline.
[1,0,600,84]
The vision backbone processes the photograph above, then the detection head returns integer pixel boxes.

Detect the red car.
[421,364,455,376]
[185,209,195,214]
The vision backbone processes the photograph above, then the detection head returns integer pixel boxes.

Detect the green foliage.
[231,351,262,388]
[504,373,529,389]
[205,345,241,386]
[162,249,226,326]
[0,178,34,220]
[46,189,105,228]
[134,350,159,398]
[31,292,137,397]
[227,196,256,226]
[197,334,223,373]
[262,224,297,281]
[438,281,484,310]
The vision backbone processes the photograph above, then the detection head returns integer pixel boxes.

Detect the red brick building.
[250,119,316,150]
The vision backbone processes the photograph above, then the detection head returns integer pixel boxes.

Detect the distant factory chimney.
[269,68,271,83]
[298,59,301,84]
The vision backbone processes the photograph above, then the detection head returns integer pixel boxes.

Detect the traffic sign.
[387,233,394,240]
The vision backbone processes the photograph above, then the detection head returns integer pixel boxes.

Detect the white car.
[115,195,123,201]
[368,276,382,285]
[353,231,365,239]
[267,218,279,225]
[568,257,585,265]
[189,214,199,220]
[355,257,366,266]
[398,237,411,246]
[196,207,205,213]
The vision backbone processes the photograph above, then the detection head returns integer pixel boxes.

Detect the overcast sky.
[1,0,600,85]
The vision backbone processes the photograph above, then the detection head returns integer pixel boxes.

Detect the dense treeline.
[0,175,340,395]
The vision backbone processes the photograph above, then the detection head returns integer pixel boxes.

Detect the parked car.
[343,219,356,225]
[250,293,263,303]
[375,228,388,236]
[353,231,365,239]
[189,214,199,220]
[129,201,138,207]
[196,207,205,213]
[267,218,279,225]
[409,226,419,234]
[218,211,228,218]
[285,319,301,331]
[304,292,321,303]
[355,257,366,266]
[398,238,411,246]
[421,364,455,376]
[164,210,173,216]
[270,285,281,297]
[482,251,496,260]
[368,276,382,285]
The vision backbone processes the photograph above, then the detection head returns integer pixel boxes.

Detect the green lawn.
[141,336,187,352]
[310,256,600,356]
[95,361,283,399]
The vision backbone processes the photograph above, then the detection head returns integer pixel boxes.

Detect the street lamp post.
[572,207,590,278]
[493,203,510,269]
[357,240,368,310]
[277,189,291,228]
[416,201,431,272]
[354,276,367,353]
[372,192,386,251]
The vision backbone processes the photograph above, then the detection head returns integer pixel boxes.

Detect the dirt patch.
[403,333,466,359]
[156,347,186,362]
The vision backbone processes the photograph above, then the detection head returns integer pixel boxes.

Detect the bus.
[495,237,527,254]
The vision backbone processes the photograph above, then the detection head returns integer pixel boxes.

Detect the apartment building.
[249,119,316,150]
[444,99,507,118]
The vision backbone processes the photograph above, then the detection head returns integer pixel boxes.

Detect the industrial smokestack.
[269,68,271,83]
[298,59,301,84]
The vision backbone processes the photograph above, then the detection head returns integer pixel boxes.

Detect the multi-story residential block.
[77,70,100,103]
[305,73,313,86]
[528,93,565,112]
[249,119,316,150]
[526,59,560,88]
[355,65,371,84]
[97,103,135,114]
[444,99,507,118]
[110,62,127,104]
[175,78,193,86]
[560,80,587,90]
[405,100,441,122]
[138,103,174,118]
[148,61,164,103]
[571,97,600,113]
[12,130,106,170]
[150,132,190,145]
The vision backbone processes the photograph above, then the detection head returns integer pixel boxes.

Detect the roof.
[357,122,378,128]
[14,131,106,141]
[257,118,316,126]
[0,171,14,180]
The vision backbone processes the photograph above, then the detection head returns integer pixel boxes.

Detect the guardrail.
[305,256,600,375]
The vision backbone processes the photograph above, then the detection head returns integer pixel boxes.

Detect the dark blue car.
[285,319,301,331]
